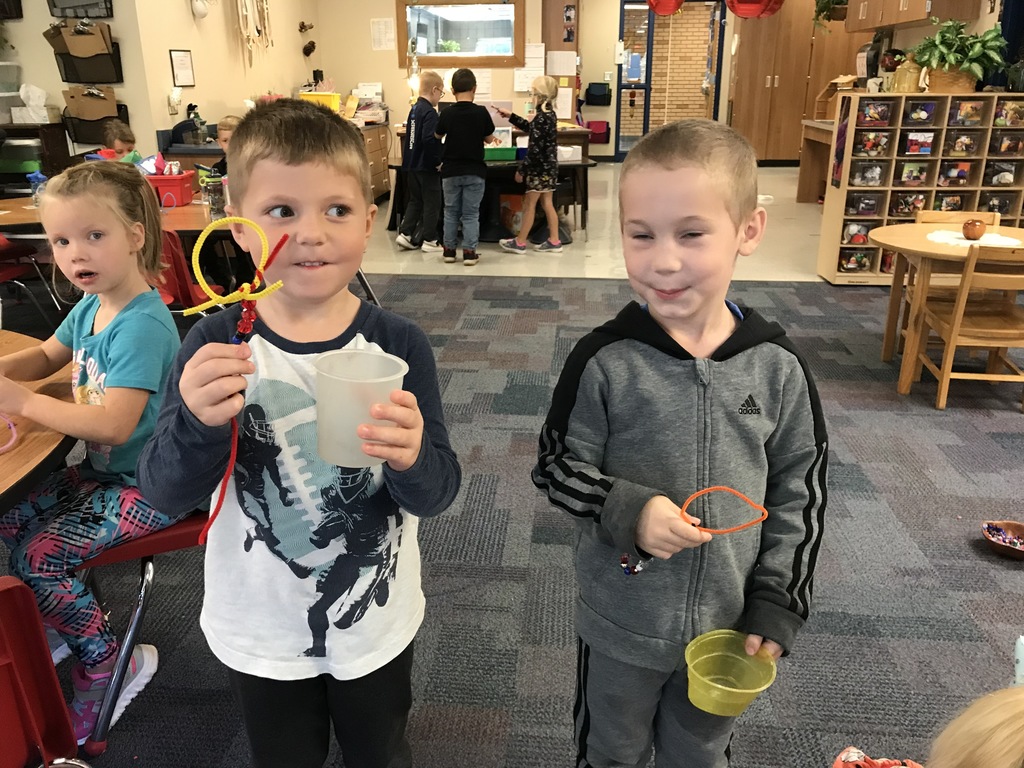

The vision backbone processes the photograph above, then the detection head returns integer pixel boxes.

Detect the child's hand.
[745,634,783,660]
[635,495,712,558]
[179,342,254,427]
[484,134,501,145]
[514,171,523,184]
[358,390,423,472]
[0,374,30,416]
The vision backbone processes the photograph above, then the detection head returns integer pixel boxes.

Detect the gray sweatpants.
[574,638,736,768]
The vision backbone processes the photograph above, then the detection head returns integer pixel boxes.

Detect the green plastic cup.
[684,629,777,717]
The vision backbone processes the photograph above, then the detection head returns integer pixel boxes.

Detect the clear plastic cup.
[314,349,409,468]
[684,629,777,717]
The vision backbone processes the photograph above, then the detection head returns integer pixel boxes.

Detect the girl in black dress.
[496,76,564,254]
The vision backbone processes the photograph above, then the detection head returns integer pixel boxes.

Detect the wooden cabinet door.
[729,14,780,157]
[847,0,883,31]
[764,0,815,159]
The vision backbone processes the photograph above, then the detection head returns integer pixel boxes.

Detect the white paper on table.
[370,18,396,51]
[926,229,1023,247]
[555,87,573,119]
[474,69,492,100]
[514,67,545,92]
[547,51,577,76]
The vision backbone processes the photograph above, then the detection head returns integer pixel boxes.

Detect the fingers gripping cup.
[684,630,777,717]
[314,349,409,468]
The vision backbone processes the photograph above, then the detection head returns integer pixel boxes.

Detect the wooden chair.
[910,244,1024,410]
[885,210,1006,356]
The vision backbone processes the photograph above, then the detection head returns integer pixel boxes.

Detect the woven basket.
[926,68,978,94]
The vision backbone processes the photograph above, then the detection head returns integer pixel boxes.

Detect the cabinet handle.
[774,75,779,87]
[765,75,771,88]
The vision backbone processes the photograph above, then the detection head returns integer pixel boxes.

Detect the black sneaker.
[443,247,457,263]
[462,249,479,266]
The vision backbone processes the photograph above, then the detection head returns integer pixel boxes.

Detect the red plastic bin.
[145,170,195,207]
[586,120,610,144]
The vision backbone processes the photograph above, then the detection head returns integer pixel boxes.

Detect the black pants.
[400,170,442,245]
[227,642,414,768]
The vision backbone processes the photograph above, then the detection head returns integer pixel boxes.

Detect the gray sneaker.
[71,644,159,745]
[421,240,443,253]
[499,238,527,254]
[395,233,417,250]
[534,240,563,253]
[46,626,71,665]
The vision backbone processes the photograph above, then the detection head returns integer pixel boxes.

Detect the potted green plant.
[909,18,1008,93]
[813,0,848,27]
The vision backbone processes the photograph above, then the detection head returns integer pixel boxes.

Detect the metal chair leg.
[83,557,154,757]
[356,269,380,307]
[10,279,56,330]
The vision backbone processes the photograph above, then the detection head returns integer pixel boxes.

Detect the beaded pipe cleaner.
[0,413,16,454]
[621,485,768,575]
[183,216,288,543]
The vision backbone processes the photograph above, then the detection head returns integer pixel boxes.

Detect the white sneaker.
[421,240,443,253]
[395,233,416,250]
[46,626,71,665]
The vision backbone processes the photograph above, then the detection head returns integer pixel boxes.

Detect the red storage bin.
[586,120,610,144]
[146,170,195,207]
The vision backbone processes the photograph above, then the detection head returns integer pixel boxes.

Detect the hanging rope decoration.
[235,0,274,66]
[620,486,768,575]
[184,217,287,543]
[0,413,16,454]
[725,0,785,18]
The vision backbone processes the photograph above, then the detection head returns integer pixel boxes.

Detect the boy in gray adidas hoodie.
[532,119,828,768]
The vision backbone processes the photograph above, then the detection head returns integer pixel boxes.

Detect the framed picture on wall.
[169,50,195,88]
[0,0,22,20]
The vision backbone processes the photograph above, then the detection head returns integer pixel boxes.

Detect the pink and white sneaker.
[70,644,158,745]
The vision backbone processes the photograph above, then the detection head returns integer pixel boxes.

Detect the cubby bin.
[982,159,1022,187]
[933,190,977,212]
[947,98,990,128]
[849,159,889,187]
[852,129,894,158]
[855,98,897,128]
[894,159,935,187]
[54,42,123,84]
[887,190,930,219]
[845,191,886,217]
[898,129,937,157]
[979,190,1019,217]
[903,99,941,127]
[936,159,979,188]
[838,247,878,274]
[993,98,1024,128]
[840,219,879,246]
[944,128,986,157]
[990,130,1024,157]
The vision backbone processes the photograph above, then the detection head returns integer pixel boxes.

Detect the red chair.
[158,230,223,313]
[73,510,208,756]
[0,576,91,768]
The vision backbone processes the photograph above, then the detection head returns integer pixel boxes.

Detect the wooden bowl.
[981,520,1024,561]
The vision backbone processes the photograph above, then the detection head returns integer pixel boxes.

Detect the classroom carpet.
[2,275,1022,767]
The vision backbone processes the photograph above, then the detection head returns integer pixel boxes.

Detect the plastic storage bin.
[146,171,196,207]
[299,92,342,112]
[586,120,610,144]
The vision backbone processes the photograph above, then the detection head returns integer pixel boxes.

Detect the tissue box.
[557,145,583,163]
[62,86,117,120]
[11,106,62,124]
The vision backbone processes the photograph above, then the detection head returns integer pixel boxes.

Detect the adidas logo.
[738,394,761,415]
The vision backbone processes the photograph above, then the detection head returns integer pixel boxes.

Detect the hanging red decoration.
[647,0,684,14]
[725,0,786,18]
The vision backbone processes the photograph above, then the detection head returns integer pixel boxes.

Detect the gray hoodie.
[532,302,828,672]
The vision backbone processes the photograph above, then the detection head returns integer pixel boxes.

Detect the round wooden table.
[0,331,75,514]
[869,222,1024,393]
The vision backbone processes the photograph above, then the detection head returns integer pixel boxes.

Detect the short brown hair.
[40,161,164,281]
[226,98,371,209]
[217,115,242,134]
[451,68,476,94]
[103,118,135,148]
[620,119,758,229]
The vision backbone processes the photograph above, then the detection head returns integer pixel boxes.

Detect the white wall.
[579,0,621,157]
[892,2,1002,51]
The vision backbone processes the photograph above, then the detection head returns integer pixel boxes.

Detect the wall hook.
[299,21,314,33]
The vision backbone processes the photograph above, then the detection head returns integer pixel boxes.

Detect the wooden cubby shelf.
[817,92,1024,285]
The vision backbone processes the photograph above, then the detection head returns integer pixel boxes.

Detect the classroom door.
[615,3,654,159]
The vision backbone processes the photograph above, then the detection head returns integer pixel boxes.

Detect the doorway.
[615,3,653,159]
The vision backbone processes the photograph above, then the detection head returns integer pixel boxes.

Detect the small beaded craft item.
[621,485,769,576]
[0,413,16,454]
[183,216,288,543]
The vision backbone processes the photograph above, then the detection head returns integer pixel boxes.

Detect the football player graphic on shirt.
[233,385,404,658]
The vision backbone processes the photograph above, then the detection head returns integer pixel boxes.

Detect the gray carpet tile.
[2,276,1022,767]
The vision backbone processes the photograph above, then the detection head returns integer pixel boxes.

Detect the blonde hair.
[227,98,371,209]
[927,687,1024,768]
[217,114,242,134]
[419,70,443,95]
[620,118,758,229]
[103,118,135,148]
[40,161,164,282]
[531,75,558,113]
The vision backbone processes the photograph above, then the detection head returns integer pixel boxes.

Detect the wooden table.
[0,331,75,514]
[797,119,834,204]
[868,222,1024,393]
[0,196,214,233]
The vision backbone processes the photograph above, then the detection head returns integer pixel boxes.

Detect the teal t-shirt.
[55,290,180,485]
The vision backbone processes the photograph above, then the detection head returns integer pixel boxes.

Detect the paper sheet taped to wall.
[370,18,395,51]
